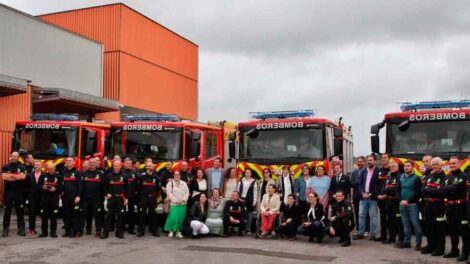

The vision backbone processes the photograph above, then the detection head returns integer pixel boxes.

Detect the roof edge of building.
[37,2,199,48]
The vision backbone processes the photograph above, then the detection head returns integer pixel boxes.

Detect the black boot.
[444,250,460,258]
[116,233,124,239]
[50,232,58,238]
[421,247,432,254]
[18,227,26,237]
[38,232,48,238]
[136,232,144,237]
[341,240,351,247]
[101,232,109,239]
[396,242,411,249]
[63,232,71,238]
[457,253,469,262]
[2,229,9,237]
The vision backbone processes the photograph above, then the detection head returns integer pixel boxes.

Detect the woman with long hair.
[189,168,208,208]
[237,169,258,235]
[297,191,326,243]
[189,193,209,239]
[258,168,275,205]
[308,165,331,210]
[222,167,239,199]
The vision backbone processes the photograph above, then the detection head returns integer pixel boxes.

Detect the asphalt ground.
[0,217,459,264]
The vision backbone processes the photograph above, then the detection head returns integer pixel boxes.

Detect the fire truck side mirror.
[334,138,343,157]
[371,135,380,154]
[370,122,384,134]
[228,142,236,159]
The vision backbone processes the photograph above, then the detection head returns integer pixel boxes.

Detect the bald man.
[1,151,27,237]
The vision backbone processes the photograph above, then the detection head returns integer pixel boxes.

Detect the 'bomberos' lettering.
[123,124,163,131]
[25,123,60,129]
[256,122,304,130]
[409,112,466,122]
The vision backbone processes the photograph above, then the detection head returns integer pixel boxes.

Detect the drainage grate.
[182,246,336,262]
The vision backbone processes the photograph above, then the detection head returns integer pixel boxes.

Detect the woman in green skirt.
[164,170,190,238]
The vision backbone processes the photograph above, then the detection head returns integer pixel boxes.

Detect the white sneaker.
[175,232,183,238]
[168,231,174,238]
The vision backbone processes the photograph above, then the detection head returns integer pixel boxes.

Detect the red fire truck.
[228,110,354,179]
[370,100,470,175]
[108,114,236,171]
[12,114,110,170]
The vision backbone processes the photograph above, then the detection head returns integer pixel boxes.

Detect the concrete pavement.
[0,230,456,264]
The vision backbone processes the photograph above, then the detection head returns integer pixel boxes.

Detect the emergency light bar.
[250,110,315,120]
[400,100,470,111]
[123,114,179,122]
[31,113,79,121]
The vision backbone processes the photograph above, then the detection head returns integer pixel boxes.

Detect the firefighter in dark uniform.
[329,190,355,247]
[376,153,390,242]
[441,156,469,261]
[22,154,34,174]
[61,157,82,238]
[123,157,138,234]
[80,157,106,238]
[180,161,192,183]
[382,161,404,245]
[102,161,128,239]
[420,157,446,256]
[159,161,174,189]
[1,151,27,237]
[137,161,161,237]
[38,162,63,238]
[420,155,433,237]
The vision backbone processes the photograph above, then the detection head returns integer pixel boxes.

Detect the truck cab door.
[185,128,202,167]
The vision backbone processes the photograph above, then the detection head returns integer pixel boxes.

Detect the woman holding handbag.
[164,171,190,238]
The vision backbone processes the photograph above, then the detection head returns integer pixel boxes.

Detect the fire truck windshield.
[388,120,470,156]
[110,129,182,160]
[239,128,323,162]
[13,126,78,158]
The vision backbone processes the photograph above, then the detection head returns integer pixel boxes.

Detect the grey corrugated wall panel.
[0,4,103,97]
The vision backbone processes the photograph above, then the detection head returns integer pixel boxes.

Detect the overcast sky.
[3,0,469,155]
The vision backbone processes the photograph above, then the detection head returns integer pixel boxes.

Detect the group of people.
[2,151,470,260]
[351,154,470,263]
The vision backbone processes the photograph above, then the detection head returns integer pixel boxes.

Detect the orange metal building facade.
[39,3,199,120]
[0,87,31,201]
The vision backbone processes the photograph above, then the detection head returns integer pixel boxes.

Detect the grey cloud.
[3,0,470,155]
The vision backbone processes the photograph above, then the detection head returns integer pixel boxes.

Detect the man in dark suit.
[350,156,365,232]
[354,154,380,241]
[329,163,352,204]
[205,157,226,192]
